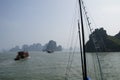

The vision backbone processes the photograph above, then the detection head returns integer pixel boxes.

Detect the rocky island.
[86,28,120,52]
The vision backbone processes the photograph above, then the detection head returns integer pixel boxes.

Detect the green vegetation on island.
[86,28,120,52]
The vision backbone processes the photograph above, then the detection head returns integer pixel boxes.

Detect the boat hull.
[14,51,29,60]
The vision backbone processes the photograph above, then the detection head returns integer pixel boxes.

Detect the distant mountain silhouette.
[86,28,120,52]
[22,43,42,51]
[42,40,62,52]
[10,43,42,51]
[9,40,62,52]
[9,46,21,52]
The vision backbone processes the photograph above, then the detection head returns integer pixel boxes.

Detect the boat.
[42,48,54,53]
[46,50,54,53]
[14,51,29,60]
[65,0,103,80]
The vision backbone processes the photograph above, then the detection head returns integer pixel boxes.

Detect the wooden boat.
[14,51,29,60]
[46,50,54,53]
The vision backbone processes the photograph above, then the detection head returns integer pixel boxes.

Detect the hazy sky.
[0,0,120,51]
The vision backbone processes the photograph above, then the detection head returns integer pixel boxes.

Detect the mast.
[78,0,88,80]
[78,21,85,80]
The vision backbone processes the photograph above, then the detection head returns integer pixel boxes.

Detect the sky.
[0,0,120,51]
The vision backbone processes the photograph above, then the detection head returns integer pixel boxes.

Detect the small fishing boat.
[46,50,54,53]
[14,51,29,60]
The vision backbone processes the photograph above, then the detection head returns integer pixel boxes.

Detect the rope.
[81,0,104,80]
[81,3,98,80]
[65,0,105,80]
[65,33,79,80]
[65,0,79,79]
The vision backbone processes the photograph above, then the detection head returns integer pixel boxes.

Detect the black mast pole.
[78,0,88,80]
[78,20,85,80]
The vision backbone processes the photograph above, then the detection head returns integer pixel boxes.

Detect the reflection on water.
[0,51,120,80]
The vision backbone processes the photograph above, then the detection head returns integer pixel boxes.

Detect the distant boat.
[46,50,54,53]
[14,51,29,60]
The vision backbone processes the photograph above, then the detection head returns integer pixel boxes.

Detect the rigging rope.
[81,0,104,80]
[65,32,79,80]
[65,34,75,80]
[65,0,80,80]
[65,0,105,80]
[81,2,98,80]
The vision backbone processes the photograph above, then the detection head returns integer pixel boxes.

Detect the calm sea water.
[0,51,120,80]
